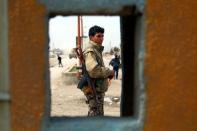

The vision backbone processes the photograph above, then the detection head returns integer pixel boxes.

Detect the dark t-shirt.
[58,56,61,62]
[110,58,120,70]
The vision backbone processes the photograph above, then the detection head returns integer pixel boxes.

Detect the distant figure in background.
[109,55,120,79]
[57,55,63,67]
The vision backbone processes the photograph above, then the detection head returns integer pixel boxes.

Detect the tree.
[113,46,120,52]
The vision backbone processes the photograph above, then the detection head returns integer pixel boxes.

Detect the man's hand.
[76,72,82,79]
[108,70,114,80]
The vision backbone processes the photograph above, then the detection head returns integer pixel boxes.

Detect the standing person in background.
[80,25,114,116]
[109,54,120,79]
[57,55,63,67]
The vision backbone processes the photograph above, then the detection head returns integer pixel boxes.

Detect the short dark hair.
[88,25,104,37]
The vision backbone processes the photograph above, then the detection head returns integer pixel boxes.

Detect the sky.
[49,16,121,52]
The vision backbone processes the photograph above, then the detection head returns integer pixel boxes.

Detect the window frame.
[0,1,10,131]
[39,0,146,130]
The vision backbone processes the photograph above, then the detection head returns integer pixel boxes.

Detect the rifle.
[74,47,99,103]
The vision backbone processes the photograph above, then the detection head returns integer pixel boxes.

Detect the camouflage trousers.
[85,92,105,116]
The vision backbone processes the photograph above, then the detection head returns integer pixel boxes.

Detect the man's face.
[90,32,104,45]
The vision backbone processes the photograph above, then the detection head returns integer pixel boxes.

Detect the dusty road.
[50,55,121,117]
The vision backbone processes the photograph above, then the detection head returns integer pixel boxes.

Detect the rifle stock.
[74,48,99,103]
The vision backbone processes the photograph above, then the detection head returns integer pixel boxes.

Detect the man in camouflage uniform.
[82,25,114,116]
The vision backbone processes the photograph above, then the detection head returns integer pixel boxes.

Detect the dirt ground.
[50,54,122,117]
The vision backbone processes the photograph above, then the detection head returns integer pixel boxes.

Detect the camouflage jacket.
[83,41,113,92]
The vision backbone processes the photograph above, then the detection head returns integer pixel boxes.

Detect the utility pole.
[81,16,84,46]
[77,16,81,65]
[77,16,81,49]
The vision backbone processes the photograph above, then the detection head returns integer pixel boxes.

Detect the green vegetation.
[69,66,79,72]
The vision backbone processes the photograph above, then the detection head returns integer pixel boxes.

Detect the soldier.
[82,25,114,116]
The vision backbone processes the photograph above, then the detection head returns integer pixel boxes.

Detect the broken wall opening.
[39,0,145,130]
[48,16,122,117]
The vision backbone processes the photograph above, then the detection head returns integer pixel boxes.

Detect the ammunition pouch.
[77,75,88,89]
[77,76,94,94]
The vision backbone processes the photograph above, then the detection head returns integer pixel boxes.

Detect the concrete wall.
[0,0,10,131]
